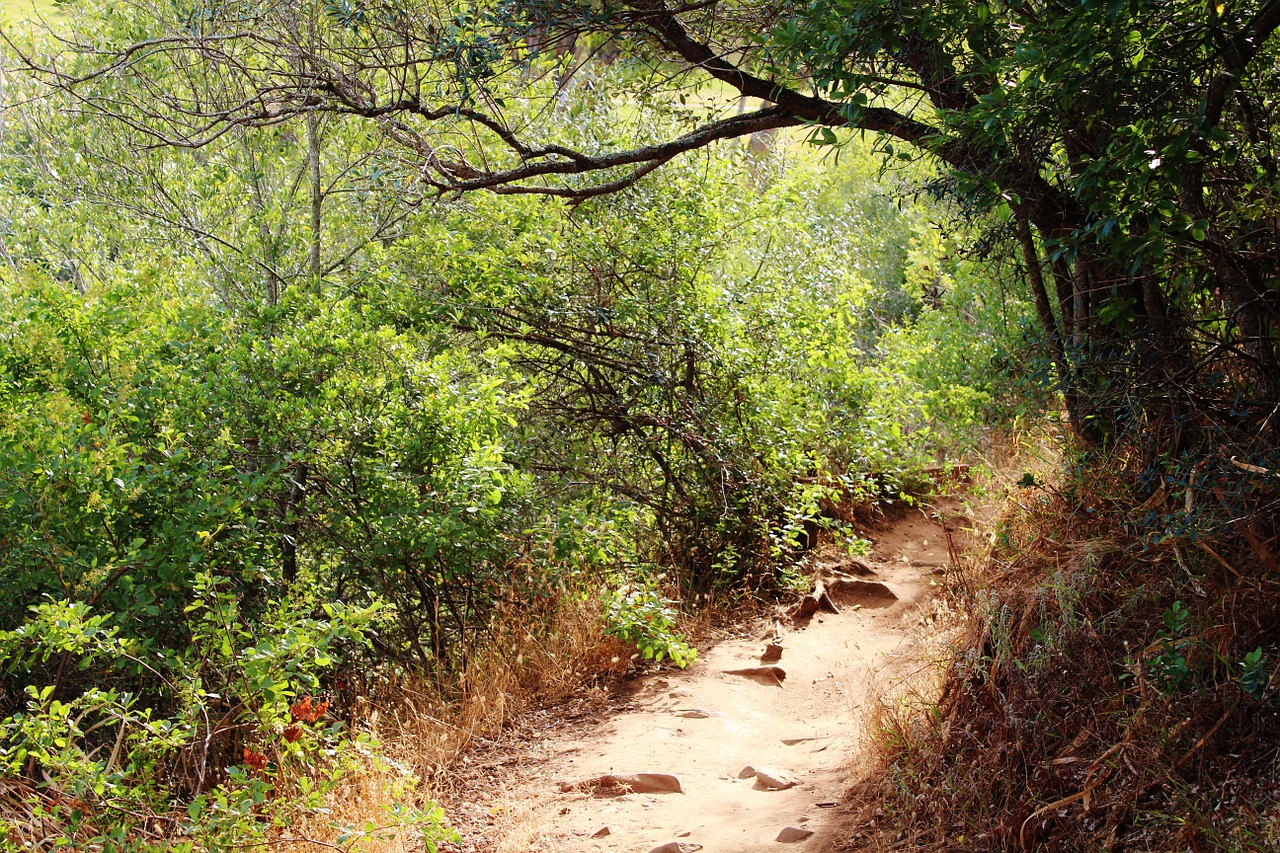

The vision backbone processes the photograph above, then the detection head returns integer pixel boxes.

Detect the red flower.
[289,697,330,723]
[243,747,267,770]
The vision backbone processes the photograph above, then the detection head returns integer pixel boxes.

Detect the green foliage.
[771,0,1280,447]
[0,592,461,851]
[603,587,695,669]
[19,0,1280,472]
[1239,648,1271,702]
[0,10,1038,844]
[0,268,496,842]
[338,98,1023,591]
[1149,601,1193,693]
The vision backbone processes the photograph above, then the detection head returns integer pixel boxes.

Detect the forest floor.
[435,497,973,853]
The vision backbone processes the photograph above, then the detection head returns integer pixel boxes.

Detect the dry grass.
[280,580,775,853]
[846,442,1280,851]
[276,594,634,852]
[487,797,557,853]
[378,597,631,781]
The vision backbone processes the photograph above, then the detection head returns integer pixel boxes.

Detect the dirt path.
[444,499,965,853]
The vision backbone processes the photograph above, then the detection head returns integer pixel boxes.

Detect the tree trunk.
[307,112,322,288]
[281,461,308,583]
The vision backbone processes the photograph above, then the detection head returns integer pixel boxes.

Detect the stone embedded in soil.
[649,843,703,853]
[592,827,611,838]
[825,578,897,607]
[843,557,878,577]
[776,826,815,842]
[675,709,721,719]
[561,772,683,794]
[738,765,757,779]
[602,772,683,794]
[761,641,783,662]
[723,665,787,686]
[753,768,798,790]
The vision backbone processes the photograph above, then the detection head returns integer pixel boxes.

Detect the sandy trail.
[446,499,964,852]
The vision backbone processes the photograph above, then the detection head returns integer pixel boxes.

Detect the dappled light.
[1,1,1277,850]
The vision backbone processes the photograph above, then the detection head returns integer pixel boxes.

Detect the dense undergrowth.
[0,10,1042,846]
[857,445,1280,851]
[12,1,1280,849]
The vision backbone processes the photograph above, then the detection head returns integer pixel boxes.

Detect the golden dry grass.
[277,595,633,852]
[846,438,1280,851]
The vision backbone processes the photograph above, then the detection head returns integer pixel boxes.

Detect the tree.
[7,0,1278,455]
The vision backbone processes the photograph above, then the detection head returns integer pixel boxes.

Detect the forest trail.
[442,497,970,853]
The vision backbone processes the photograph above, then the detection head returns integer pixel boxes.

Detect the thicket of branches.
[3,0,1278,847]
[0,4,1037,843]
[16,0,1276,453]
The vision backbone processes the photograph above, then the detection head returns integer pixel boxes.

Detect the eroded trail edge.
[444,499,967,852]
